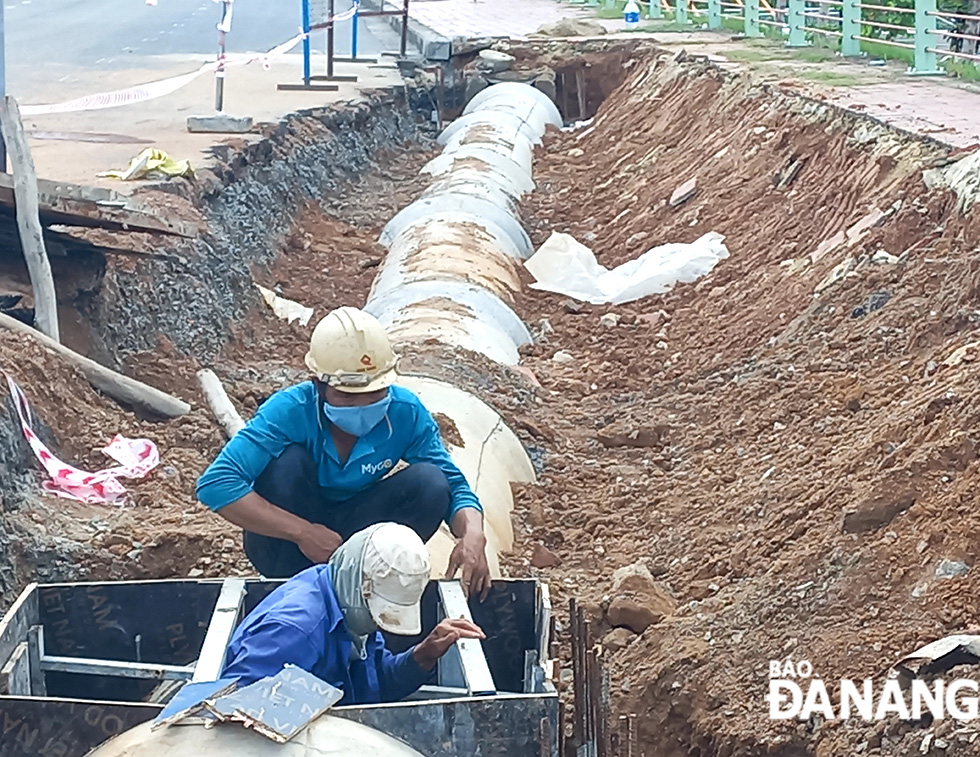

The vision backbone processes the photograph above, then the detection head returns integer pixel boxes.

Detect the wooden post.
[0,311,190,418]
[0,95,60,343]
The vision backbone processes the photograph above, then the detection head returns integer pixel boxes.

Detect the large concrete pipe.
[365,83,560,576]
[85,715,427,757]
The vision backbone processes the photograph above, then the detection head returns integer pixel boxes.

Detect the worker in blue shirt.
[197,307,490,599]
[223,522,485,703]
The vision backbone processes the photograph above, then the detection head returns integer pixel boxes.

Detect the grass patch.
[791,46,836,62]
[858,39,914,65]
[595,4,625,18]
[723,47,787,61]
[797,70,861,84]
[942,57,980,81]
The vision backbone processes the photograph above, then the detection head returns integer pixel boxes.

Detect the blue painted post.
[745,0,762,36]
[302,0,312,86]
[676,0,689,24]
[787,0,808,45]
[841,0,860,55]
[707,0,721,27]
[648,0,663,18]
[913,0,941,73]
[351,3,359,59]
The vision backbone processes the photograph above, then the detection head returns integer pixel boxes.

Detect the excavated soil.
[507,53,980,756]
[5,42,980,757]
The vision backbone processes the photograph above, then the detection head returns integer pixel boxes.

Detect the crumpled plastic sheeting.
[5,373,160,505]
[256,284,314,327]
[524,231,730,305]
[98,148,193,181]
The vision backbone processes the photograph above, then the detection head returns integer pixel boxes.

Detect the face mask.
[323,394,391,437]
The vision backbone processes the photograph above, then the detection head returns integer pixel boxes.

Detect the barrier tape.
[19,9,360,118]
[5,373,160,505]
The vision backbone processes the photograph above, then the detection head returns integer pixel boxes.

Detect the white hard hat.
[305,307,397,394]
[362,523,431,635]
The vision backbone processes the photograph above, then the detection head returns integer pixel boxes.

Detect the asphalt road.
[4,0,399,85]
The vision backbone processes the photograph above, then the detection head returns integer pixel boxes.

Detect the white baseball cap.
[362,523,431,635]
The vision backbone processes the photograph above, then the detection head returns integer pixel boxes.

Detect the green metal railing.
[594,0,980,75]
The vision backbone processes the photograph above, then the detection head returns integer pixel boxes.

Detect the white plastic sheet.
[524,231,730,305]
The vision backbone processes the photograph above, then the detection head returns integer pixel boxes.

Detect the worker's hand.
[295,524,343,564]
[412,618,486,671]
[446,532,491,602]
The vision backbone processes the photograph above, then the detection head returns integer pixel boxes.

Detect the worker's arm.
[401,403,483,523]
[447,508,491,601]
[402,404,491,600]
[196,389,341,563]
[374,619,486,702]
[374,641,432,703]
[222,620,319,687]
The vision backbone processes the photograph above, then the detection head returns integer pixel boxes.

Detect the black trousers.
[243,444,450,578]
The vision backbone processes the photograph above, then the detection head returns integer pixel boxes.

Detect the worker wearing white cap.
[222,523,485,703]
[197,306,490,599]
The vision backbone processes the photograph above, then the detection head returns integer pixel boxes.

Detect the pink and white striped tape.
[5,373,160,505]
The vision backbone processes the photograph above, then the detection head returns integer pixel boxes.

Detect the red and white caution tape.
[5,373,160,505]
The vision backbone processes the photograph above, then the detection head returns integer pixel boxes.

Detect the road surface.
[4,0,401,95]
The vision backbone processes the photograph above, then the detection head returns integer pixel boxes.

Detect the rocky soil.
[507,51,980,757]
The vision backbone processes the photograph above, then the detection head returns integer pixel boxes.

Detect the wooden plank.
[27,626,46,697]
[0,96,60,342]
[39,654,195,680]
[0,174,199,238]
[0,311,191,418]
[191,577,246,683]
[0,642,30,695]
[0,584,38,670]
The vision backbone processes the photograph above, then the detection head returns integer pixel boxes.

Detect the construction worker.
[222,523,485,703]
[196,306,491,599]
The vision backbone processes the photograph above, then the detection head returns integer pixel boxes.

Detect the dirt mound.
[511,54,980,755]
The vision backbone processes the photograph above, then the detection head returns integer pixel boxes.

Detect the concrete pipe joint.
[437,111,546,148]
[420,152,535,195]
[440,131,535,175]
[84,715,428,757]
[379,195,533,259]
[463,81,563,127]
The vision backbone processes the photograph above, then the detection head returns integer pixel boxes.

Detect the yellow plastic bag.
[98,148,193,181]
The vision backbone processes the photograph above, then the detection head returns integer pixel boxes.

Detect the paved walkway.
[408,0,591,38]
[403,0,980,151]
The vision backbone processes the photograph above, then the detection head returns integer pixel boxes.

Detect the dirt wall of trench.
[506,51,980,757]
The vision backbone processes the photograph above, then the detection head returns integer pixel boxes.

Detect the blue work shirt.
[222,565,430,704]
[196,382,481,523]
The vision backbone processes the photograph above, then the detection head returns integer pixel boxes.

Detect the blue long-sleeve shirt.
[222,565,431,704]
[196,382,481,523]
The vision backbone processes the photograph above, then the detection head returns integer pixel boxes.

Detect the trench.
[2,35,978,757]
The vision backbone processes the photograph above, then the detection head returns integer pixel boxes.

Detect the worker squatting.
[767,660,980,721]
